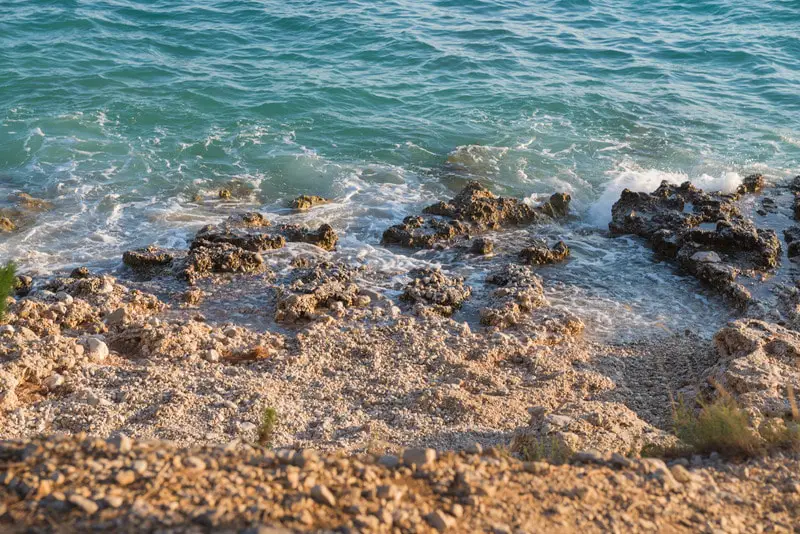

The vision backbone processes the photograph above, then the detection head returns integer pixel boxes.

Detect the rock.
[183,242,266,285]
[0,325,14,337]
[512,401,675,457]
[470,237,494,255]
[122,246,174,271]
[277,223,338,251]
[105,308,128,326]
[107,434,133,454]
[402,448,436,468]
[784,227,800,258]
[12,192,53,211]
[55,291,74,304]
[43,374,65,390]
[105,495,124,508]
[670,464,693,484]
[737,174,765,195]
[382,182,570,249]
[400,268,471,317]
[275,262,361,323]
[14,275,32,296]
[68,494,98,515]
[291,195,330,210]
[0,217,16,232]
[707,319,800,417]
[84,338,109,362]
[378,455,400,468]
[218,189,232,199]
[115,470,136,486]
[203,349,220,363]
[609,180,780,305]
[183,288,205,306]
[70,267,91,279]
[519,240,570,265]
[310,484,336,506]
[426,510,456,532]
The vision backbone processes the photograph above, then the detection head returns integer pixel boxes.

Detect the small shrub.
[0,261,16,322]
[256,406,277,448]
[672,389,762,458]
[513,434,572,464]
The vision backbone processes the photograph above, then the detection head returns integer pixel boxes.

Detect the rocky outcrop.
[182,243,266,285]
[277,223,338,251]
[512,401,675,457]
[470,237,494,255]
[275,262,364,323]
[291,195,330,210]
[706,319,800,418]
[520,240,569,266]
[610,178,780,305]
[122,246,174,272]
[0,217,15,233]
[400,269,471,317]
[382,182,571,249]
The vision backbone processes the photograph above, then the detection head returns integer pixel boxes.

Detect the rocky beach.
[2,175,800,532]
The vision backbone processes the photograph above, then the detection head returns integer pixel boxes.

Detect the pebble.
[68,494,99,515]
[378,454,400,469]
[44,374,65,390]
[203,349,220,363]
[310,484,336,506]
[403,448,436,468]
[107,434,133,454]
[115,470,136,486]
[55,291,74,304]
[426,510,456,532]
[85,338,109,362]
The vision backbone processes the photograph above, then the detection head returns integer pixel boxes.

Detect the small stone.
[219,189,232,199]
[115,470,136,486]
[105,495,124,508]
[204,349,220,363]
[492,523,512,534]
[378,455,400,469]
[84,338,109,362]
[55,291,74,304]
[690,251,721,263]
[44,374,65,390]
[610,453,632,468]
[426,510,456,532]
[107,434,133,454]
[68,494,98,515]
[132,460,148,474]
[224,327,238,338]
[670,465,692,484]
[310,484,336,506]
[573,450,604,464]
[0,325,16,337]
[105,308,127,326]
[402,448,436,468]
[466,443,483,455]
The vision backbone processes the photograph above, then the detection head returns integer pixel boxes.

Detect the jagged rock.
[400,269,471,317]
[275,262,361,322]
[69,267,90,279]
[788,175,800,193]
[182,243,265,285]
[218,189,232,199]
[470,238,494,255]
[291,195,330,210]
[794,194,800,221]
[382,182,570,249]
[784,227,800,258]
[192,225,285,253]
[707,319,800,417]
[224,212,271,228]
[736,174,765,195]
[11,193,53,211]
[610,180,780,305]
[14,276,32,297]
[122,246,174,271]
[519,240,569,265]
[0,217,16,232]
[277,223,338,251]
[512,401,675,457]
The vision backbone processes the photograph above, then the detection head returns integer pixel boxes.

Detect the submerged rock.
[610,179,780,306]
[470,237,494,255]
[11,192,53,212]
[519,240,569,266]
[382,182,570,249]
[182,243,265,285]
[192,225,285,252]
[223,212,271,228]
[400,268,471,317]
[784,227,800,258]
[291,195,330,210]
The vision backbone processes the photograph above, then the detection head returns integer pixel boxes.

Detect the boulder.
[400,269,471,317]
[291,195,330,210]
[519,240,569,266]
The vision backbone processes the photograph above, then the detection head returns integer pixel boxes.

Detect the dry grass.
[0,261,16,322]
[512,434,573,464]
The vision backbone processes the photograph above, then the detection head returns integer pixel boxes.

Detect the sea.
[1,0,799,339]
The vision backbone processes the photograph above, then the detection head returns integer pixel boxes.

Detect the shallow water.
[1,0,799,339]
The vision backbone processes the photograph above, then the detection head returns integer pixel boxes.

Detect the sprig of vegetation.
[256,406,277,448]
[0,261,16,322]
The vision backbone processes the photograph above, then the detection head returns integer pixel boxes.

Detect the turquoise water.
[1,0,799,335]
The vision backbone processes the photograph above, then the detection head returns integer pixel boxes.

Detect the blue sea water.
[1,0,799,337]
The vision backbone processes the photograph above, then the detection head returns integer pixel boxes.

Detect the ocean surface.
[1,0,799,338]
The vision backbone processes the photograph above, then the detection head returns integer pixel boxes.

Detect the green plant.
[256,406,277,448]
[672,388,762,459]
[0,261,16,322]
[512,434,572,464]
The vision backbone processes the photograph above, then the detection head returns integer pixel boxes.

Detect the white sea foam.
[588,162,742,228]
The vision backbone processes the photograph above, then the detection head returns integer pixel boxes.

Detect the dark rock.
[609,180,780,306]
[789,175,800,193]
[277,223,338,251]
[218,189,232,199]
[785,227,800,258]
[520,240,569,265]
[13,275,32,297]
[123,246,174,271]
[192,226,285,252]
[400,268,471,317]
[470,238,494,255]
[291,195,329,210]
[70,267,91,279]
[794,194,800,221]
[382,182,570,249]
